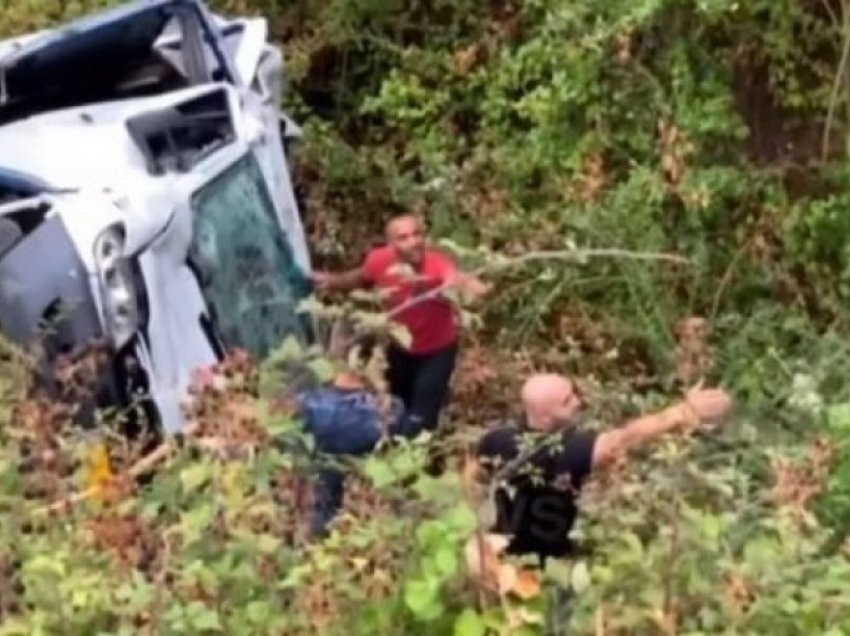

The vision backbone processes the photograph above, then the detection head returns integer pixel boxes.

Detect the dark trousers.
[310,435,382,537]
[302,391,402,537]
[385,341,458,439]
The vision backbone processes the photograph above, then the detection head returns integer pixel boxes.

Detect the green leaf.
[454,608,486,636]
[827,402,850,431]
[26,554,66,578]
[246,601,272,625]
[696,512,722,543]
[279,335,305,361]
[255,533,281,554]
[389,323,413,349]
[180,503,216,546]
[435,545,458,577]
[307,357,337,383]
[620,531,644,559]
[186,602,222,632]
[296,295,324,316]
[416,520,443,547]
[363,456,395,488]
[544,558,572,588]
[0,618,36,636]
[481,607,507,629]
[571,560,590,593]
[180,462,212,493]
[445,504,477,534]
[404,578,432,614]
[404,578,443,620]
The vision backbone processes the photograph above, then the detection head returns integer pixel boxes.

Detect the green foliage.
[283,0,850,631]
[5,0,850,633]
[0,341,486,636]
[568,430,850,634]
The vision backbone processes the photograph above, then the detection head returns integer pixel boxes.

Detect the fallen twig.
[33,421,200,516]
[708,237,752,325]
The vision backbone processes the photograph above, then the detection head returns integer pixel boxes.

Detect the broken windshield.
[188,152,310,360]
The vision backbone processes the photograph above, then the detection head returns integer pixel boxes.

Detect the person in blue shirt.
[294,366,423,536]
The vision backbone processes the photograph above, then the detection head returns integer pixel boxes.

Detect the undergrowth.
[4,0,850,634]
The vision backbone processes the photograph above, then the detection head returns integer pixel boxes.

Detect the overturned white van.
[0,0,313,435]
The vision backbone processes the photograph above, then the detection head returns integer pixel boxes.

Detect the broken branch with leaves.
[388,246,691,318]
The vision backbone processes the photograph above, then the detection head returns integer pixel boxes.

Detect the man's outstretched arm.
[591,386,733,470]
[311,267,366,292]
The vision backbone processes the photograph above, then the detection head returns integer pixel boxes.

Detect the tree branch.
[388,247,690,318]
[822,0,850,161]
[33,422,200,516]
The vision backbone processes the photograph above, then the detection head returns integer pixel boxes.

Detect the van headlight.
[93,225,139,348]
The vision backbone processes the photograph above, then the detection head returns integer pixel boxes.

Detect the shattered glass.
[189,152,310,359]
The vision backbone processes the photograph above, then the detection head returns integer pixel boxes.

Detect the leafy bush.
[5,0,850,633]
[0,342,491,636]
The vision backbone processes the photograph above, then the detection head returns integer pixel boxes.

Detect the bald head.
[521,373,583,431]
[385,214,426,265]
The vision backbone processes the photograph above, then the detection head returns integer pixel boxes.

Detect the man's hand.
[681,386,734,427]
[309,268,365,292]
[452,272,490,304]
[310,271,334,291]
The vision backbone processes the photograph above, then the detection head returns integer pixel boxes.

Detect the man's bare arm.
[591,387,732,470]
[311,268,366,292]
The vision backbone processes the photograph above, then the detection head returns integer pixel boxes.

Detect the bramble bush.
[0,336,492,636]
[4,328,850,635]
[6,0,850,634]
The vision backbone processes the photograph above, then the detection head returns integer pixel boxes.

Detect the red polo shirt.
[362,245,458,354]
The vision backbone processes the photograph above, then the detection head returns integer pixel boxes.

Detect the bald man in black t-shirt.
[475,374,733,565]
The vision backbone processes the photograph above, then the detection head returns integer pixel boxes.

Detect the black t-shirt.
[475,421,597,563]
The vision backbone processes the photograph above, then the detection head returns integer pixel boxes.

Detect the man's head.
[385,214,426,266]
[521,373,583,431]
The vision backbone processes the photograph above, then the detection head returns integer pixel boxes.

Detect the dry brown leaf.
[616,28,633,64]
[595,605,606,636]
[84,442,116,503]
[770,438,835,528]
[454,43,482,76]
[651,607,678,636]
[674,316,714,385]
[576,153,606,204]
[511,568,541,600]
[658,118,692,188]
[464,533,541,600]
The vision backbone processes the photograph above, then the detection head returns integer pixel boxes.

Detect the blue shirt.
[295,386,406,455]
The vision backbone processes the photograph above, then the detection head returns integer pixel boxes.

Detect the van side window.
[189,152,309,359]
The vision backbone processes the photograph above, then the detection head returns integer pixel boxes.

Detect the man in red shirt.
[311,214,487,438]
